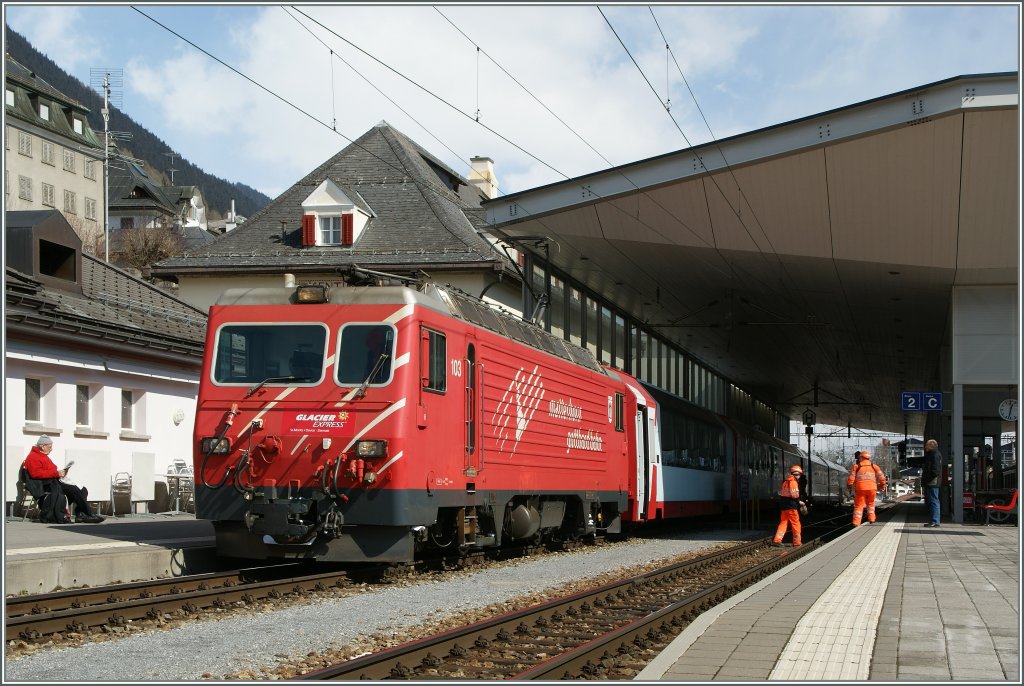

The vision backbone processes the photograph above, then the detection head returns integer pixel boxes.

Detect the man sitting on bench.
[23,436,104,523]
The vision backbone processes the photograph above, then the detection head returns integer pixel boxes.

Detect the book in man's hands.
[63,460,74,473]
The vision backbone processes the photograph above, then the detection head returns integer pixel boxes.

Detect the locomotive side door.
[464,342,480,476]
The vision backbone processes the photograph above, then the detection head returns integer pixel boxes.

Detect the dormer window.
[73,118,83,134]
[38,102,49,120]
[5,89,13,107]
[300,179,368,248]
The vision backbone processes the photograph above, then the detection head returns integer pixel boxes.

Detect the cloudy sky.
[4,3,1019,199]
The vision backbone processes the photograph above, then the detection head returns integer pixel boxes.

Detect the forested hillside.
[5,25,271,219]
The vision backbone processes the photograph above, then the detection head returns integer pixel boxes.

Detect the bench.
[983,488,1018,525]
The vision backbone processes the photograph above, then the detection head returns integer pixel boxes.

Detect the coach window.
[337,324,395,386]
[421,328,446,393]
[614,393,624,432]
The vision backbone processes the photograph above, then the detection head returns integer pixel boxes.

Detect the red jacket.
[23,446,60,480]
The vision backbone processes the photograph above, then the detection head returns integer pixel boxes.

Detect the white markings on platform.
[769,511,906,680]
[6,538,212,556]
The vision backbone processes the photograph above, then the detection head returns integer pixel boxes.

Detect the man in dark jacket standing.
[921,439,942,527]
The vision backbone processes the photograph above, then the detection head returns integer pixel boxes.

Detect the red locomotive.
[193,282,844,562]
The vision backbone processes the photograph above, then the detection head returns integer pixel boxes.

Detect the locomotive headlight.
[296,285,328,303]
[201,436,232,454]
[355,440,387,458]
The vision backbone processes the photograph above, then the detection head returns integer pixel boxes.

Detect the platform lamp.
[802,409,816,495]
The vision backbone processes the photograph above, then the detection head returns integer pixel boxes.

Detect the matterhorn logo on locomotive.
[283,411,354,436]
[492,366,603,455]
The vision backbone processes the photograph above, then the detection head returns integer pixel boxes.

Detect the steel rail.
[295,536,784,680]
[6,566,351,641]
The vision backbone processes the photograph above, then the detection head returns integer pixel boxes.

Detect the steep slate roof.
[6,253,207,359]
[108,161,179,217]
[152,123,513,277]
[4,54,102,151]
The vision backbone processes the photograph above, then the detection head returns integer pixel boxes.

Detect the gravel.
[4,529,753,681]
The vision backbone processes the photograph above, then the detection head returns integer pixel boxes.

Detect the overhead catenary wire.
[287,6,743,300]
[646,6,859,400]
[291,5,792,349]
[134,5,782,397]
[432,7,776,289]
[291,5,570,181]
[280,7,467,168]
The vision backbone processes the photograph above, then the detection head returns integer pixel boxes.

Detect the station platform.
[2,513,217,595]
[638,501,1020,681]
[3,503,1019,683]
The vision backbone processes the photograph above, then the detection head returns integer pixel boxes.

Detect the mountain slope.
[5,25,270,219]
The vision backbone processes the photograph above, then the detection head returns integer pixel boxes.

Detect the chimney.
[226,199,237,232]
[468,156,498,199]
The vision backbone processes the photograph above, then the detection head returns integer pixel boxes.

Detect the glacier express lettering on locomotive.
[566,428,603,453]
[547,398,582,423]
[284,411,354,436]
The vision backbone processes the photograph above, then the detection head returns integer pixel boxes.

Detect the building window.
[121,390,134,430]
[18,175,32,201]
[85,197,97,219]
[63,148,76,173]
[319,216,341,245]
[73,118,83,134]
[5,88,13,107]
[25,378,41,422]
[121,217,134,230]
[64,189,77,214]
[39,102,49,120]
[41,141,55,166]
[42,182,55,207]
[76,384,91,426]
[18,131,31,157]
[84,160,96,180]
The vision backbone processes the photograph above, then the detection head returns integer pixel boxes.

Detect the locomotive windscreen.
[336,324,395,386]
[213,323,327,384]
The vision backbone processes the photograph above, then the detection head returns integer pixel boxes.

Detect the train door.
[633,399,660,520]
[635,405,648,519]
[418,325,447,428]
[464,343,480,476]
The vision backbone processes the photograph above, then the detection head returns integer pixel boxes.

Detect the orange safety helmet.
[790,465,803,475]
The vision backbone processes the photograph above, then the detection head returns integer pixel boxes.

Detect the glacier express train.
[192,282,846,562]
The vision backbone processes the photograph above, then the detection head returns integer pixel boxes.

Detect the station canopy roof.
[483,73,1019,436]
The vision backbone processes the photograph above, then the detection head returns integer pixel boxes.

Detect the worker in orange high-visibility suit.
[848,451,887,526]
[772,465,805,547]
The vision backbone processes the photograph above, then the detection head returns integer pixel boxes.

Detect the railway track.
[5,562,351,642]
[292,536,819,680]
[290,510,878,681]
[6,511,865,665]
[4,534,608,645]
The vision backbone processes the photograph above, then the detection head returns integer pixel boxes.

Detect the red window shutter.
[301,214,316,246]
[342,214,354,246]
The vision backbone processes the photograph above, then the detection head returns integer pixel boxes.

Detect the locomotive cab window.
[337,324,395,386]
[614,393,624,432]
[421,328,446,393]
[212,323,327,385]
